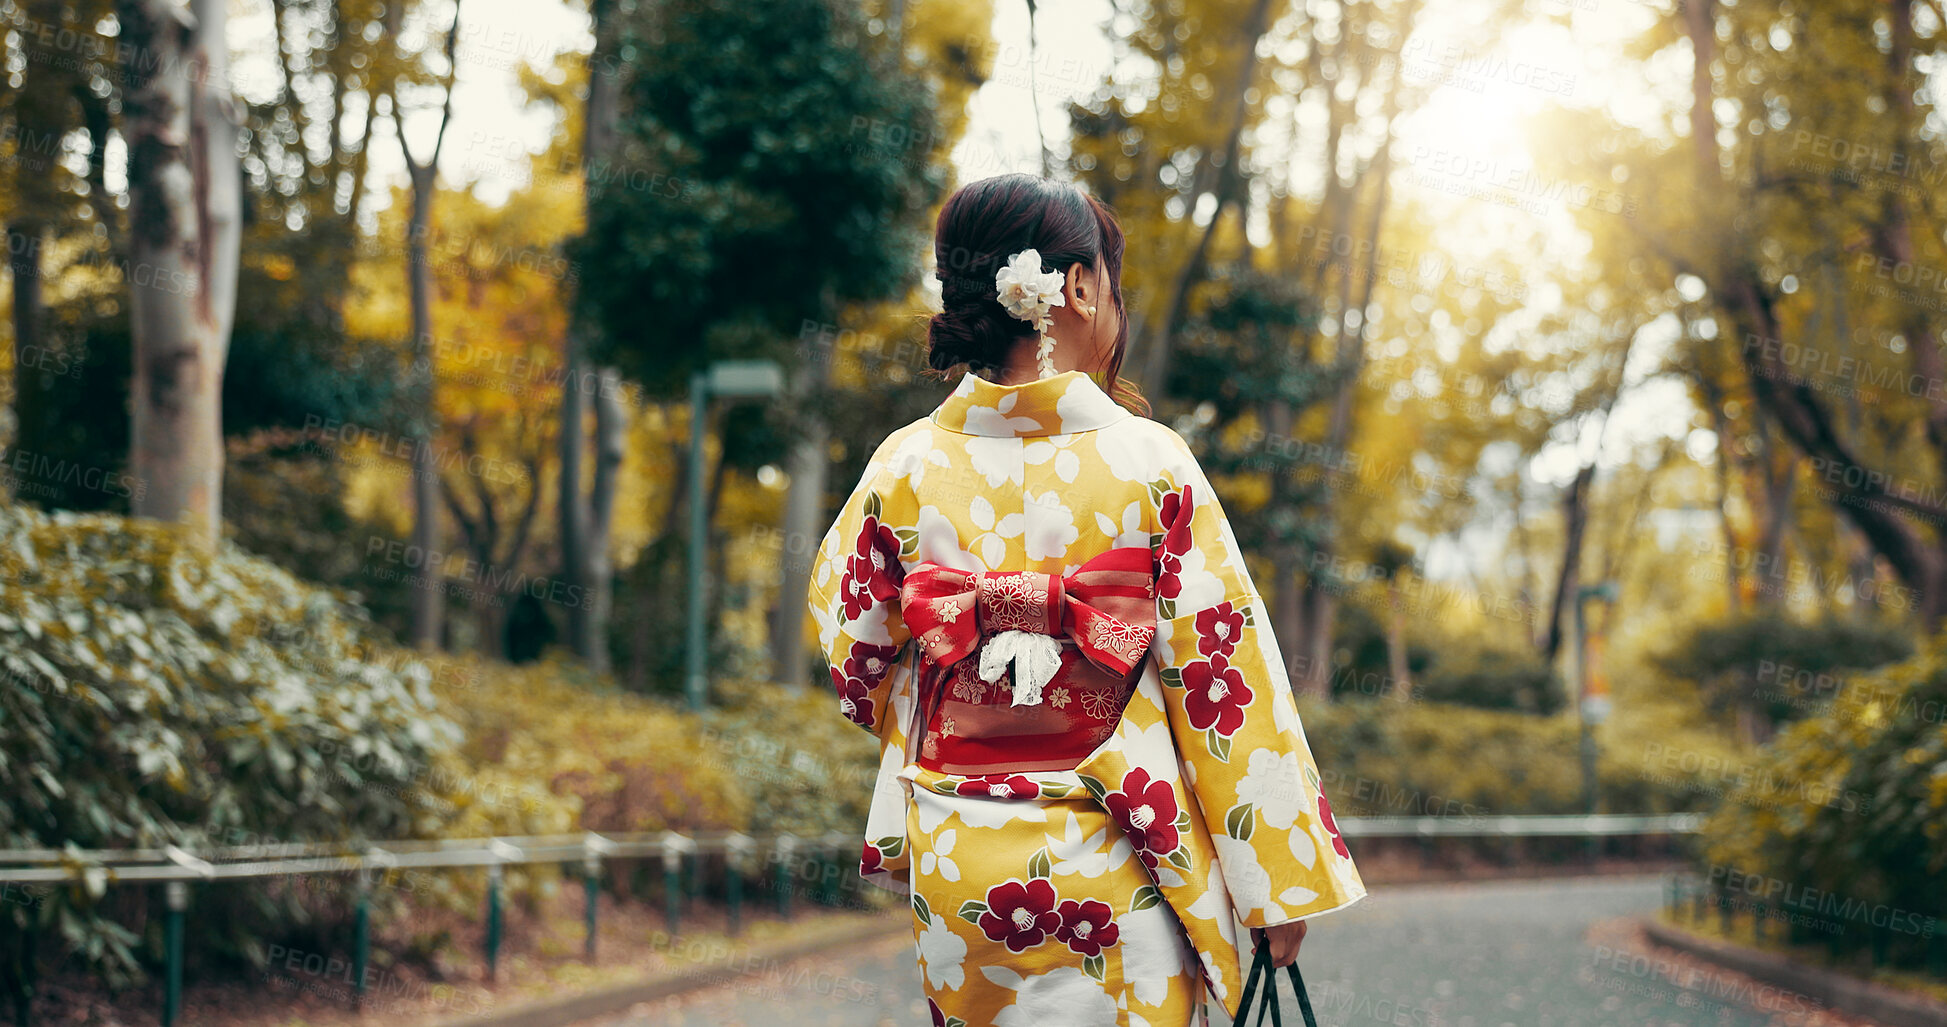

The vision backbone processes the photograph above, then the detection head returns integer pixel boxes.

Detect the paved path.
[583,876,1810,1026]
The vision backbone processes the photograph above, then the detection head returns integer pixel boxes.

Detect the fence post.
[726,834,751,937]
[775,835,796,919]
[583,842,602,963]
[8,920,34,1027]
[661,834,684,936]
[162,881,186,1027]
[353,869,371,1009]
[686,840,702,911]
[485,862,504,982]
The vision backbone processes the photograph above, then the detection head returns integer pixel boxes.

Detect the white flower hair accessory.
[994,248,1065,378]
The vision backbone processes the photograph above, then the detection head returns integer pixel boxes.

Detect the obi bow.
[898,547,1158,707]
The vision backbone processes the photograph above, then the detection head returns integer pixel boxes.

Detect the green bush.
[0,499,880,1002]
[1298,698,1735,816]
[0,502,461,986]
[1696,637,1947,970]
[1414,639,1563,715]
[1656,612,1911,737]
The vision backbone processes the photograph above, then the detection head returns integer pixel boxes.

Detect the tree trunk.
[1750,434,1794,607]
[1540,463,1594,665]
[121,0,242,542]
[1696,368,1742,611]
[558,352,588,648]
[582,367,625,671]
[1385,581,1411,702]
[392,3,463,648]
[406,166,443,647]
[1266,398,1304,681]
[769,348,832,686]
[559,0,622,669]
[1292,579,1335,699]
[5,216,42,482]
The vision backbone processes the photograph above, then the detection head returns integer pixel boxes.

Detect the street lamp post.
[1574,580,1619,815]
[685,360,784,713]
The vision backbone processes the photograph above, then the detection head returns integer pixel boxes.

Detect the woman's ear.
[1065,264,1097,320]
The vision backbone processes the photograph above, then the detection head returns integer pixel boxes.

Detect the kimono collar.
[930,370,1130,437]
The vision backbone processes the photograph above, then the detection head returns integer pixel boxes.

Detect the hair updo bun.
[928,266,1033,374]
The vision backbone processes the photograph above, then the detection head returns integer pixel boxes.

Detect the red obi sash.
[898,548,1158,774]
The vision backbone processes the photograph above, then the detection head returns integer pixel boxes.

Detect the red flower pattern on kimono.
[1194,601,1245,658]
[1155,485,1195,600]
[1053,898,1120,956]
[860,840,885,876]
[840,514,904,620]
[979,878,1060,953]
[830,642,895,728]
[1181,653,1252,736]
[956,774,1040,800]
[1319,793,1349,859]
[1105,769,1181,870]
[831,666,875,728]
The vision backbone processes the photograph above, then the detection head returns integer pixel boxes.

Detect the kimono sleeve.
[807,456,913,736]
[1146,430,1367,928]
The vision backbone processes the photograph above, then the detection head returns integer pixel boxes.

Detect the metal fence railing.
[1663,870,1947,977]
[0,815,1703,1026]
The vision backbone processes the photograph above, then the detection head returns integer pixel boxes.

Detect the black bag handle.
[1231,930,1319,1027]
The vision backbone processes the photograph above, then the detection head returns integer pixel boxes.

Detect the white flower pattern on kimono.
[1045,809,1133,879]
[1212,834,1280,921]
[1022,489,1079,561]
[1092,502,1148,552]
[1235,748,1305,831]
[921,828,960,882]
[1024,434,1082,484]
[1115,902,1190,1008]
[988,966,1119,1027]
[917,915,968,991]
[966,435,1027,488]
[961,390,1043,440]
[889,428,951,488]
[1055,375,1122,432]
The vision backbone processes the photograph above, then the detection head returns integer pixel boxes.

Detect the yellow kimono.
[810,370,1366,1026]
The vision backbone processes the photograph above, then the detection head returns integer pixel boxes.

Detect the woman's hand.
[1252,921,1309,967]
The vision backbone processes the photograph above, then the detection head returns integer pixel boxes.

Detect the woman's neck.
[984,332,1104,386]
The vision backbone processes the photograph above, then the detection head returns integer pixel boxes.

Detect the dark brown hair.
[927,174,1147,414]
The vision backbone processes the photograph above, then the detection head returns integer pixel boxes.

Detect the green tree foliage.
[1699,638,1947,970]
[1657,613,1912,735]
[569,0,944,403]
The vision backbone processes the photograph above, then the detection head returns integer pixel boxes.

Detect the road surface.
[586,875,1832,1026]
